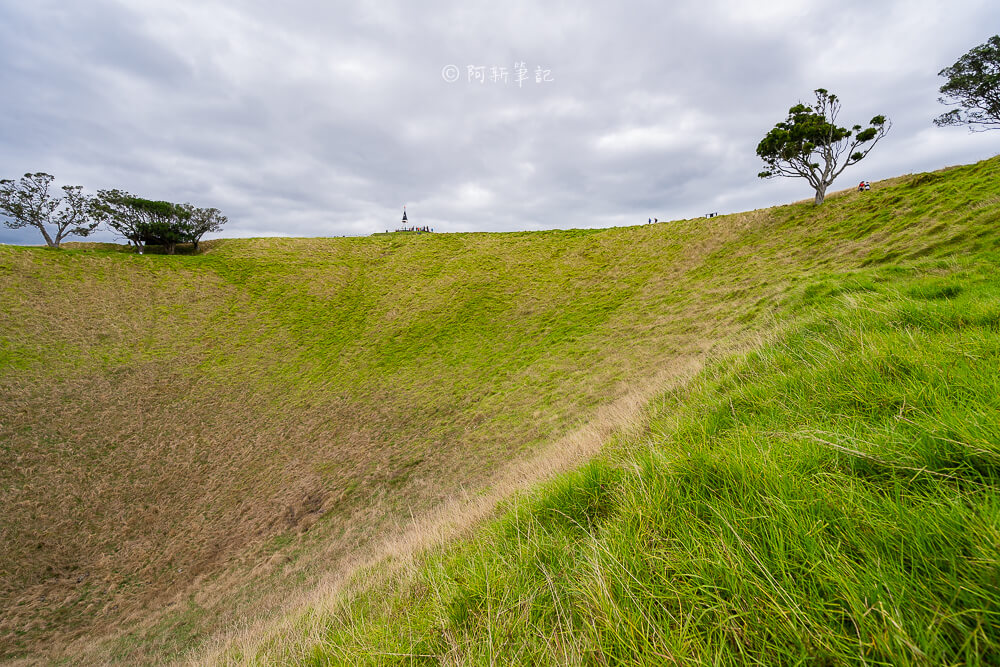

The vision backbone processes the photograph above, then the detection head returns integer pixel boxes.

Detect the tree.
[92,191,190,254]
[92,192,224,254]
[934,35,1000,131]
[135,200,191,255]
[0,172,98,248]
[91,189,153,253]
[757,89,890,205]
[183,205,227,251]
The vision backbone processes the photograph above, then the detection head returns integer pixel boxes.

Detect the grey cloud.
[2,0,1000,245]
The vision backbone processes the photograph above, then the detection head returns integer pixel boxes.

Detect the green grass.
[1,157,999,663]
[263,254,1000,666]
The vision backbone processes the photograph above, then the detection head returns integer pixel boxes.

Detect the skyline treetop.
[934,34,1000,131]
[757,89,890,205]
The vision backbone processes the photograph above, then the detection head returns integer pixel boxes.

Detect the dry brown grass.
[190,354,706,666]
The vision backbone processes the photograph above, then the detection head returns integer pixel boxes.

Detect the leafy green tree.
[934,35,1000,131]
[757,89,890,205]
[91,189,154,253]
[0,172,98,248]
[93,192,224,254]
[92,191,191,254]
[182,205,227,251]
[136,201,191,255]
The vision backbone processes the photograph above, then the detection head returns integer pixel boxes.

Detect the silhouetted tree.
[92,191,192,254]
[136,200,191,255]
[934,35,1000,131]
[757,89,890,205]
[91,189,152,253]
[183,205,227,251]
[0,173,98,248]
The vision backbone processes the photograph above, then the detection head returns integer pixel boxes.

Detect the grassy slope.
[1,204,750,663]
[0,158,998,663]
[272,252,1000,667]
[215,163,1000,665]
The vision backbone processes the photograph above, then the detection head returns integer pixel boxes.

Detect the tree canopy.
[135,199,192,255]
[92,191,226,254]
[934,34,1000,131]
[184,205,227,251]
[757,89,890,205]
[91,190,157,253]
[0,173,98,248]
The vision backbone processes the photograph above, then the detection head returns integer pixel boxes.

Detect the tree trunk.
[814,183,828,205]
[35,223,57,248]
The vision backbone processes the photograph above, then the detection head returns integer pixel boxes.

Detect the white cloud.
[454,183,495,209]
[595,125,676,152]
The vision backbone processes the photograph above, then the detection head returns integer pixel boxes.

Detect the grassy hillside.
[1,157,998,663]
[235,252,1000,665]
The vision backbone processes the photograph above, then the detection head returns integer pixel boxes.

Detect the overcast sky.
[1,0,999,244]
